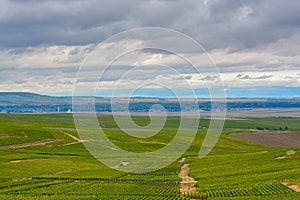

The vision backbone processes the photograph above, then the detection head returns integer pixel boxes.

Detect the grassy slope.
[0,114,299,199]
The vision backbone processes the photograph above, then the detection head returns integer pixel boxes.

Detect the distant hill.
[0,92,299,113]
[0,92,71,105]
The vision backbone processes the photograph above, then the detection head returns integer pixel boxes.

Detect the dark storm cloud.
[199,75,218,81]
[0,0,139,47]
[184,75,192,80]
[142,48,175,55]
[0,66,78,82]
[0,0,299,50]
[236,73,243,78]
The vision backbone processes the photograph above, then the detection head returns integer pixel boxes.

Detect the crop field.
[0,113,299,199]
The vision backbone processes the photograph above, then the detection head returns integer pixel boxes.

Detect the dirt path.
[0,131,83,149]
[0,138,62,150]
[62,131,84,142]
[179,163,197,195]
[60,131,88,146]
[0,131,86,149]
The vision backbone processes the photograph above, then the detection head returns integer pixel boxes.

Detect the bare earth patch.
[10,160,21,163]
[10,158,48,163]
[275,150,296,159]
[179,164,197,195]
[283,182,300,192]
[286,150,296,155]
[275,156,287,159]
[230,132,300,147]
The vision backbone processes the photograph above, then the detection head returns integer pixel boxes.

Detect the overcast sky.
[0,0,299,97]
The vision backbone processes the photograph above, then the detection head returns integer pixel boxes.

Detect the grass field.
[0,113,299,199]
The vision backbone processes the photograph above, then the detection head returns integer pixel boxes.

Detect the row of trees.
[256,126,288,131]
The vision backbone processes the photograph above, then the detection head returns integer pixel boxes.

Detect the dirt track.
[179,164,197,195]
[0,138,62,150]
[230,132,300,147]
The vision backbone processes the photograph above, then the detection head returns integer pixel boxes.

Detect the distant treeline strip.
[1,101,300,113]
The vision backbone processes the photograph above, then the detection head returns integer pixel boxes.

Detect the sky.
[0,0,299,98]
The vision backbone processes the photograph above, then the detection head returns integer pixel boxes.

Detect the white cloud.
[0,0,299,95]
[0,33,300,95]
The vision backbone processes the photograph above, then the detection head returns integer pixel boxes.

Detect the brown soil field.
[230,132,300,147]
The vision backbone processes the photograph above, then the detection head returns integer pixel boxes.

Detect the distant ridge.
[0,92,71,105]
[0,92,299,113]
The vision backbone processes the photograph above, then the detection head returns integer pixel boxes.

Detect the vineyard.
[0,114,299,199]
[185,183,294,198]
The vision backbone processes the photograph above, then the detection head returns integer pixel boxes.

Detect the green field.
[0,114,299,199]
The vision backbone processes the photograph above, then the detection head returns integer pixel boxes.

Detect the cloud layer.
[0,0,299,96]
[1,0,300,50]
